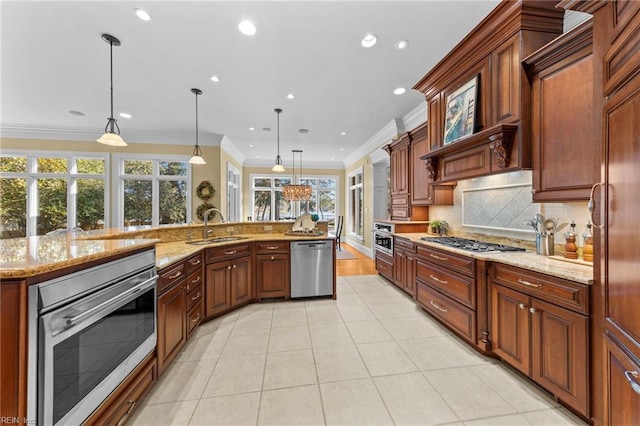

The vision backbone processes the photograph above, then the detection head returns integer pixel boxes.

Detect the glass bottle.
[582,221,594,262]
[564,220,578,259]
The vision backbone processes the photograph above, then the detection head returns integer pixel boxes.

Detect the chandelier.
[283,149,312,201]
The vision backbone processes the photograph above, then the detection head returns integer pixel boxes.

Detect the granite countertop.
[374,219,430,224]
[0,234,159,279]
[396,233,594,285]
[0,232,334,279]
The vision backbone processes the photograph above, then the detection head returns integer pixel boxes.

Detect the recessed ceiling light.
[340,147,345,151]
[331,158,335,161]
[210,75,221,83]
[249,144,254,148]
[298,128,309,134]
[119,112,132,119]
[238,20,256,36]
[361,34,377,48]
[68,110,85,116]
[249,127,255,131]
[287,93,295,100]
[340,131,347,135]
[134,8,151,21]
[394,40,409,50]
[262,127,271,132]
[394,87,406,95]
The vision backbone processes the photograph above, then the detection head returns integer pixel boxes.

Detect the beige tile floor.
[130,275,587,426]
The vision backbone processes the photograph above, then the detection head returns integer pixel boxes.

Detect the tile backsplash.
[428,171,591,250]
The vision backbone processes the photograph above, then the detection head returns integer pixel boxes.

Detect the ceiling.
[1,0,501,168]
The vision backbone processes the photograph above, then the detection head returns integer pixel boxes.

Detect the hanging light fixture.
[188,88,206,165]
[97,34,127,147]
[272,108,285,172]
[283,149,312,201]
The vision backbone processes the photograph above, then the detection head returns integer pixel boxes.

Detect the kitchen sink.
[187,236,246,245]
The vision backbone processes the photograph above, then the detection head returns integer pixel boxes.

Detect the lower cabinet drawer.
[185,270,203,293]
[187,302,203,336]
[416,281,476,343]
[415,260,475,309]
[375,253,393,281]
[187,283,203,311]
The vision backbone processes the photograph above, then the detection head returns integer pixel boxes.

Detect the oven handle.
[65,276,157,326]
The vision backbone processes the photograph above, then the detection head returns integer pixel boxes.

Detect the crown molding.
[243,158,345,170]
[343,118,403,169]
[0,124,224,146]
[402,101,427,132]
[220,135,246,164]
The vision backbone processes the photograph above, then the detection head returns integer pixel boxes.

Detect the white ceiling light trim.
[210,75,221,82]
[238,20,256,36]
[361,33,377,48]
[393,87,406,95]
[394,40,409,50]
[134,8,151,21]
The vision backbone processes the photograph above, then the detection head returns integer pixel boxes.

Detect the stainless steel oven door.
[39,268,157,426]
[374,231,393,255]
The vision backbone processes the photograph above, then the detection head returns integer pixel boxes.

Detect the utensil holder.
[536,234,554,256]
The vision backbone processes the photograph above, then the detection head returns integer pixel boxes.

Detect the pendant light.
[272,108,285,172]
[97,34,127,147]
[283,149,312,201]
[188,88,206,165]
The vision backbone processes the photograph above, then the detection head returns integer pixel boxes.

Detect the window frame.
[347,166,364,241]
[112,153,192,228]
[0,150,109,237]
[226,162,242,222]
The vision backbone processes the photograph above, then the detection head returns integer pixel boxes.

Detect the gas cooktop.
[421,237,526,253]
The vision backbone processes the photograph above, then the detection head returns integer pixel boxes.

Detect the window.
[114,155,191,228]
[0,152,107,238]
[226,163,241,222]
[250,175,338,225]
[348,167,364,239]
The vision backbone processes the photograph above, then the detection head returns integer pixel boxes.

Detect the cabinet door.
[411,127,430,205]
[491,35,520,123]
[603,333,640,426]
[231,256,252,306]
[428,95,442,150]
[256,254,289,299]
[490,284,530,375]
[404,251,416,297]
[393,249,405,290]
[205,261,232,317]
[531,298,589,416]
[157,281,186,375]
[396,141,410,195]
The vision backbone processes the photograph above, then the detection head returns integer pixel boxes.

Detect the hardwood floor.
[336,243,377,276]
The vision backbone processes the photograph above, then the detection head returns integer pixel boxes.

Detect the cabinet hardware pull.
[191,276,201,284]
[225,250,237,255]
[588,182,605,229]
[429,253,448,261]
[518,278,541,288]
[267,246,278,250]
[429,274,448,285]
[519,303,526,310]
[429,300,448,313]
[227,265,231,270]
[116,399,137,426]
[192,314,201,323]
[529,307,537,314]
[232,265,236,269]
[271,255,275,260]
[192,292,201,301]
[624,371,640,395]
[190,259,202,266]
[168,271,182,279]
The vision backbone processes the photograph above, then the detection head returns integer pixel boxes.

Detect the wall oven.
[373,222,394,255]
[28,249,157,426]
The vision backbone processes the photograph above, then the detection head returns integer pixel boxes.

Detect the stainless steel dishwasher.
[290,240,334,298]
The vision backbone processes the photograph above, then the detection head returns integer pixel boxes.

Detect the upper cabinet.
[413,1,564,183]
[524,20,598,201]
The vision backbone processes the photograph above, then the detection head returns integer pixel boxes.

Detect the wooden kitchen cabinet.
[205,260,232,317]
[490,263,589,417]
[410,122,454,206]
[185,252,204,337]
[525,20,598,201]
[157,270,187,375]
[205,243,253,318]
[375,250,394,282]
[230,256,252,306]
[255,242,289,300]
[386,134,410,197]
[393,237,416,297]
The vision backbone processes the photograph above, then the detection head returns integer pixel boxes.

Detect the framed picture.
[443,74,478,145]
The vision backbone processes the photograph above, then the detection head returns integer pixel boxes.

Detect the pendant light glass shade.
[188,88,206,165]
[98,34,127,147]
[283,149,312,201]
[272,108,285,172]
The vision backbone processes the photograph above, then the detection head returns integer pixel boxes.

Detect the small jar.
[564,221,578,259]
[582,221,594,263]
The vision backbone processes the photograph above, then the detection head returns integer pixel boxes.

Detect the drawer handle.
[168,271,182,279]
[189,258,202,266]
[271,255,275,260]
[429,274,448,285]
[588,182,605,229]
[518,303,526,310]
[529,307,537,314]
[429,253,448,261]
[518,278,541,289]
[225,250,237,255]
[232,265,236,269]
[191,275,201,284]
[429,300,448,313]
[192,292,201,301]
[116,399,137,426]
[624,371,640,395]
[266,246,279,250]
[191,313,201,323]
[227,265,231,270]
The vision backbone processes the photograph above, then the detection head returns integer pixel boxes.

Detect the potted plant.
[430,220,441,234]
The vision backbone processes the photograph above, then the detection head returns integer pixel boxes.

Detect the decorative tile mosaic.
[462,183,538,232]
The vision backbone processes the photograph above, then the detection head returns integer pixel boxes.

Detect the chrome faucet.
[203,208,226,240]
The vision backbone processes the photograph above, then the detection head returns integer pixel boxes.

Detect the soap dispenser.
[564,220,578,259]
[583,221,594,263]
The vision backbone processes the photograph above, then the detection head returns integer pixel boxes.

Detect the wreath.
[196,180,215,201]
[196,203,215,221]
